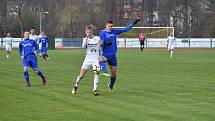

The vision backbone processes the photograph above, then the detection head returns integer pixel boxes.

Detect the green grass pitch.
[0,48,215,121]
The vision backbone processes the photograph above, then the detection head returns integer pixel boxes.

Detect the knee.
[23,67,28,72]
[111,71,117,77]
[98,56,107,62]
[79,75,84,79]
[33,69,39,73]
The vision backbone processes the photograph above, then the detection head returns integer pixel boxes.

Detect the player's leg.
[45,48,49,60]
[41,48,49,61]
[99,55,110,77]
[170,47,174,58]
[93,73,99,96]
[5,48,9,58]
[9,47,12,54]
[109,66,117,90]
[93,71,99,96]
[30,55,46,85]
[140,42,142,51]
[107,56,117,90]
[72,68,88,95]
[92,63,100,96]
[23,67,31,87]
[168,46,171,58]
[42,53,46,60]
[22,57,31,87]
[40,48,46,60]
[140,41,144,51]
[72,61,89,95]
[44,49,49,60]
[33,69,46,85]
[8,48,12,58]
[6,50,9,59]
[76,68,88,86]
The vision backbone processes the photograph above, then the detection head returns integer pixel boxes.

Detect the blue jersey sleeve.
[34,40,39,52]
[19,41,23,56]
[99,31,105,43]
[115,23,134,35]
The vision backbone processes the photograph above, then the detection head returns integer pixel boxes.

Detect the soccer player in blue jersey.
[19,31,47,87]
[99,19,140,90]
[38,31,49,61]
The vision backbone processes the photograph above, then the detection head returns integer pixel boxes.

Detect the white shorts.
[5,45,12,51]
[168,45,174,50]
[81,57,100,70]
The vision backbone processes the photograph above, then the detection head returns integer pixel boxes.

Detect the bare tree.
[0,0,8,37]
[7,0,25,38]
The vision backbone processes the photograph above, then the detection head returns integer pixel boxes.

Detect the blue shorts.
[41,47,48,53]
[23,54,38,70]
[104,54,117,66]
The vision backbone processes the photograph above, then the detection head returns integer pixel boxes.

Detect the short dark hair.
[85,26,93,31]
[107,20,113,24]
[31,27,35,30]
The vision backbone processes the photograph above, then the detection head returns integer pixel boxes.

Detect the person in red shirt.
[139,33,146,52]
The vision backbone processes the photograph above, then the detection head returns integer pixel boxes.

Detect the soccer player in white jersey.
[4,32,13,59]
[72,26,102,96]
[167,33,176,59]
[30,28,40,54]
[30,28,39,43]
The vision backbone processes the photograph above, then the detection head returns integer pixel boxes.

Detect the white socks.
[93,74,99,91]
[75,74,99,91]
[170,51,173,58]
[75,76,80,87]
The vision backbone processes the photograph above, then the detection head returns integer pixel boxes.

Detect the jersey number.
[91,48,97,52]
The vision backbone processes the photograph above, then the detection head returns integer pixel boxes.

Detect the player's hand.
[104,41,112,46]
[21,56,24,60]
[133,18,141,25]
[99,40,103,46]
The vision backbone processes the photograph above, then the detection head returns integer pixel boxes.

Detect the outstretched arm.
[116,19,141,35]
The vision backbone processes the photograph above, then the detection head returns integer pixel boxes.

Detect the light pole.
[157,0,159,25]
[39,11,48,34]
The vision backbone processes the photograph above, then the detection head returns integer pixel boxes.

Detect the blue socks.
[37,70,45,80]
[24,72,30,84]
[99,61,107,73]
[24,70,45,85]
[109,76,116,89]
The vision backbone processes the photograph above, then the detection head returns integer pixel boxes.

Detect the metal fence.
[1,37,215,48]
[117,38,215,48]
[55,38,215,48]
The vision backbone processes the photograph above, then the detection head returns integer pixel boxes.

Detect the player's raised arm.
[116,18,141,35]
